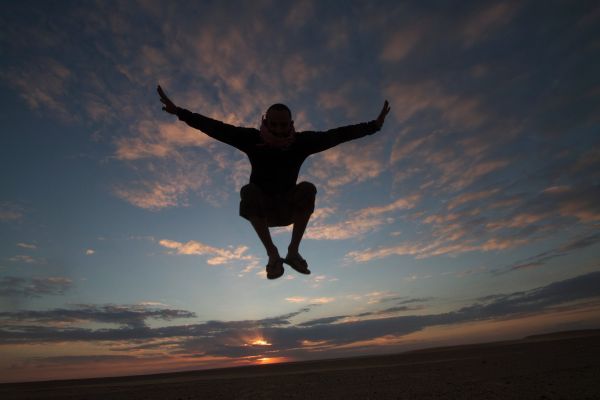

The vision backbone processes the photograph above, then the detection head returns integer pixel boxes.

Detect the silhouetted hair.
[267,103,292,118]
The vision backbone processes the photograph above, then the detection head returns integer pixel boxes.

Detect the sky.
[0,0,599,383]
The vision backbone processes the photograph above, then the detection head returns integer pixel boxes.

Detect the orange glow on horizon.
[256,356,288,365]
[249,338,272,346]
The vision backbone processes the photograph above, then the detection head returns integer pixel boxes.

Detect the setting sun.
[250,339,272,346]
[257,357,287,365]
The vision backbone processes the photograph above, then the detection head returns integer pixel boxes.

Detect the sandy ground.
[1,330,599,400]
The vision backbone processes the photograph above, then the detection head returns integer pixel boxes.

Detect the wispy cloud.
[159,238,259,270]
[306,194,420,240]
[497,232,600,274]
[380,22,426,62]
[114,159,213,210]
[0,202,24,222]
[1,58,73,121]
[9,255,43,264]
[446,188,500,210]
[16,243,37,250]
[460,2,519,47]
[115,121,212,160]
[385,81,487,128]
[0,303,195,329]
[0,276,72,298]
[307,139,386,193]
[285,297,335,304]
[1,273,598,360]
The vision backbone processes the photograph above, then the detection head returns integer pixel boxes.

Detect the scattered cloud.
[159,238,259,269]
[1,58,73,120]
[306,194,419,240]
[0,202,24,222]
[0,303,195,329]
[16,243,37,250]
[1,273,598,361]
[460,2,519,47]
[380,23,426,62]
[115,121,212,161]
[114,160,212,210]
[307,139,386,193]
[497,231,600,274]
[9,255,42,264]
[446,188,500,210]
[285,297,335,305]
[0,276,72,298]
[385,81,487,128]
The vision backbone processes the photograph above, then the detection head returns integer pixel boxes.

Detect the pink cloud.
[159,239,259,268]
[447,188,500,210]
[115,121,212,160]
[380,23,426,62]
[461,2,519,47]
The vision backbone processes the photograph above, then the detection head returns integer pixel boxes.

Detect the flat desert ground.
[2,330,599,399]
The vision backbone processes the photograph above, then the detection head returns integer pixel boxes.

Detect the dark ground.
[2,330,599,400]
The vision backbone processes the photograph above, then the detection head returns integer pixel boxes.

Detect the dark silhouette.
[158,85,390,279]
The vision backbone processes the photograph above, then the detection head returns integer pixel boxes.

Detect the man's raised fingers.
[157,85,168,99]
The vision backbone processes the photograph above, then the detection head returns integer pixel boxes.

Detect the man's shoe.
[266,258,285,280]
[284,253,310,275]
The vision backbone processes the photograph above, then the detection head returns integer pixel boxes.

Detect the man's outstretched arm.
[307,100,391,154]
[375,100,391,130]
[157,85,253,149]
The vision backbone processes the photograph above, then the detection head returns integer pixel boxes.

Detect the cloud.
[460,2,519,47]
[307,139,386,192]
[114,159,213,210]
[305,194,420,240]
[115,120,212,160]
[1,58,73,120]
[380,23,426,62]
[285,297,307,303]
[385,81,487,128]
[346,180,598,263]
[286,297,335,305]
[498,231,600,274]
[0,273,598,362]
[159,239,259,268]
[16,243,37,250]
[0,202,24,222]
[446,188,500,210]
[0,277,72,298]
[284,0,314,29]
[29,354,138,366]
[9,255,43,264]
[345,234,532,263]
[0,303,195,329]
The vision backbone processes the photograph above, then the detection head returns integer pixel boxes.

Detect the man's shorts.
[239,182,317,227]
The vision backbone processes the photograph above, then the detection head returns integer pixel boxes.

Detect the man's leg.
[240,184,281,265]
[248,216,280,263]
[287,209,311,257]
[286,182,316,269]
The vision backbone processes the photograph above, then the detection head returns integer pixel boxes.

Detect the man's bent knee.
[293,181,317,216]
[296,181,317,197]
[240,183,265,222]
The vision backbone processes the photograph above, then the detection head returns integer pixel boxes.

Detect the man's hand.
[157,85,178,115]
[375,100,391,129]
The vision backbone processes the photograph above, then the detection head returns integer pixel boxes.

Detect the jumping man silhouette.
[157,85,390,279]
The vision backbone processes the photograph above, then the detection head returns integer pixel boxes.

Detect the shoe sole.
[267,259,285,279]
[283,258,310,274]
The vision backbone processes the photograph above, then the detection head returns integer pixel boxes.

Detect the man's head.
[265,103,293,137]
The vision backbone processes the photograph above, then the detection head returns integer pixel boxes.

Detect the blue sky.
[1,0,599,382]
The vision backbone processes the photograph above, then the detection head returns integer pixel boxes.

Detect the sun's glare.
[256,357,287,365]
[250,338,272,346]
